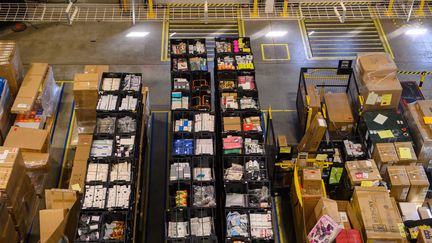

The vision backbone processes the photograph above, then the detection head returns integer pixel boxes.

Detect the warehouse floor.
[1,18,432,242]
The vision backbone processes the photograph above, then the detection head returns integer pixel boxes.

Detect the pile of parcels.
[293,52,432,242]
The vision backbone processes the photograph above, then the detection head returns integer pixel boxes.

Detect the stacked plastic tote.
[74,72,143,242]
[167,38,218,242]
[214,37,274,242]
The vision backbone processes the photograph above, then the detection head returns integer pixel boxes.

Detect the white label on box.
[0,150,8,163]
[318,118,326,127]
[339,212,348,223]
[17,104,27,108]
[373,114,388,125]
[366,160,372,167]
[366,92,378,105]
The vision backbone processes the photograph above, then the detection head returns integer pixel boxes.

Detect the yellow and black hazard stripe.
[301,1,369,6]
[398,71,432,75]
[168,3,238,7]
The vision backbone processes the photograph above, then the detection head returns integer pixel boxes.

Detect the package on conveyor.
[404,100,432,167]
[356,53,402,111]
[351,186,405,242]
[324,92,354,137]
[12,63,60,116]
[0,147,38,242]
[73,72,99,134]
[0,40,24,97]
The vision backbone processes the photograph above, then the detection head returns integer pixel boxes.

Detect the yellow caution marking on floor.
[261,44,291,61]
[298,19,313,60]
[58,108,75,187]
[275,197,285,243]
[374,18,394,59]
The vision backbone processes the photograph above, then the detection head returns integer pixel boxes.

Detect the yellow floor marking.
[261,44,291,61]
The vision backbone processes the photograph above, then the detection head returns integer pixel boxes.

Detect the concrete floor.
[2,18,432,242]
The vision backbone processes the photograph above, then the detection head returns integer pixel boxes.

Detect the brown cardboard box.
[39,209,68,243]
[306,84,321,123]
[298,113,327,152]
[4,127,49,153]
[68,159,87,192]
[418,229,432,243]
[351,186,405,242]
[324,93,354,133]
[345,160,382,187]
[406,165,430,203]
[301,187,325,222]
[387,166,410,202]
[73,73,99,108]
[418,207,432,219]
[361,75,402,111]
[358,53,397,79]
[0,41,24,97]
[373,143,399,175]
[404,102,432,167]
[278,135,288,147]
[22,152,51,171]
[307,197,340,231]
[45,189,78,210]
[84,65,109,76]
[303,168,322,190]
[11,63,49,114]
[336,201,359,230]
[394,142,417,165]
[223,116,241,131]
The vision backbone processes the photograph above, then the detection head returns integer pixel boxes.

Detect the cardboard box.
[406,165,430,203]
[357,53,397,79]
[84,65,109,76]
[4,127,49,153]
[223,116,241,131]
[351,186,405,242]
[278,135,288,147]
[0,41,24,97]
[307,197,340,231]
[373,143,399,175]
[301,187,325,222]
[418,229,432,243]
[45,189,77,210]
[39,209,68,243]
[387,166,410,202]
[303,168,322,190]
[418,207,432,219]
[306,84,321,125]
[398,202,420,221]
[345,160,381,187]
[11,63,49,114]
[22,152,51,171]
[361,75,402,111]
[324,93,354,133]
[298,113,327,152]
[394,142,417,165]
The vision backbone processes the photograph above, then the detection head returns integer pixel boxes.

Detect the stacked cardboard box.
[0,147,38,242]
[0,41,24,97]
[356,53,402,111]
[351,187,405,242]
[298,113,327,152]
[404,100,432,167]
[373,143,399,175]
[387,166,410,202]
[73,73,100,134]
[69,134,93,192]
[324,93,354,135]
[345,160,382,187]
[405,165,429,203]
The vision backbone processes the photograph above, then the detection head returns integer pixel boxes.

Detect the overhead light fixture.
[126,31,150,37]
[405,28,427,35]
[266,31,287,37]
[170,32,176,37]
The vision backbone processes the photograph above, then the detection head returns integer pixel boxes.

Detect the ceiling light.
[170,32,176,37]
[266,31,287,37]
[405,28,427,35]
[126,31,149,37]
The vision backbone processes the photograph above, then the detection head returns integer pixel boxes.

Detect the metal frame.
[1,2,432,23]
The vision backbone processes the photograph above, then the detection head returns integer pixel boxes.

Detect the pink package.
[307,214,342,243]
[223,136,243,149]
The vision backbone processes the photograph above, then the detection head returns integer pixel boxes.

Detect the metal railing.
[0,2,431,23]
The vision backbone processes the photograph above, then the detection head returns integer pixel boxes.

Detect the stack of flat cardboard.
[0,41,24,97]
[356,53,402,111]
[73,72,100,134]
[0,147,38,242]
[351,186,405,242]
[69,134,93,192]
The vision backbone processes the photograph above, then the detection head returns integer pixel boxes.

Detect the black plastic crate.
[101,212,129,242]
[189,56,208,72]
[95,114,117,136]
[75,212,104,242]
[216,54,236,72]
[244,156,268,182]
[172,72,192,92]
[90,136,115,159]
[244,134,265,156]
[247,182,272,209]
[188,39,207,55]
[96,94,120,113]
[169,182,192,208]
[248,209,274,241]
[191,91,211,111]
[223,156,245,182]
[117,92,141,113]
[173,133,194,157]
[220,91,240,112]
[165,208,191,240]
[191,181,217,208]
[109,159,133,184]
[173,111,194,134]
[215,37,252,54]
[242,111,264,134]
[120,73,142,94]
[189,208,217,239]
[222,134,244,156]
[217,72,238,92]
[114,134,137,158]
[171,39,189,56]
[221,112,243,134]
[82,184,108,210]
[171,90,191,111]
[235,54,255,71]
[225,209,250,239]
[193,112,215,134]
[106,183,133,210]
[224,182,248,208]
[192,156,215,183]
[85,159,111,185]
[238,92,260,111]
[100,72,123,93]
[116,114,138,135]
[194,135,215,156]
[237,71,257,93]
[172,57,190,72]
[169,157,192,184]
